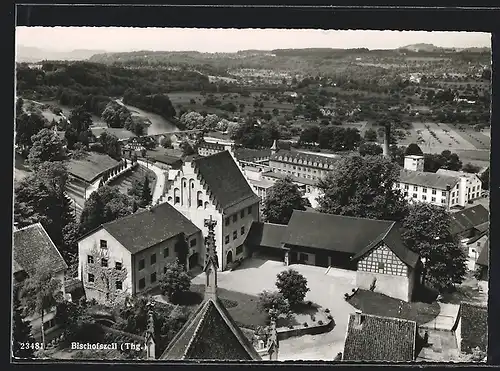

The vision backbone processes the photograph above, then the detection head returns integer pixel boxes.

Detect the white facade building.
[436,169,483,206]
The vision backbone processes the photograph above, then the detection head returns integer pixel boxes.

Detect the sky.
[16,27,491,53]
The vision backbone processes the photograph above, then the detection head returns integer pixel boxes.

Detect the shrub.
[257,290,291,321]
[325,308,330,313]
[303,322,309,327]
[318,320,323,325]
[159,259,191,302]
[311,315,316,322]
[288,325,294,329]
[327,315,333,320]
[276,269,310,306]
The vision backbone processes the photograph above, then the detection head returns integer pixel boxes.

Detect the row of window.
[275,162,324,174]
[273,168,321,180]
[407,192,447,204]
[87,255,122,269]
[398,184,447,196]
[225,207,252,226]
[272,157,333,169]
[87,273,123,290]
[225,226,246,244]
[138,239,196,271]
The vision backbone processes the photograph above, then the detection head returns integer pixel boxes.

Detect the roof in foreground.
[67,151,119,183]
[98,202,200,255]
[284,210,419,267]
[343,313,417,362]
[245,222,287,249]
[193,151,260,211]
[449,204,489,235]
[456,302,488,354]
[160,298,261,360]
[13,223,68,275]
[399,168,459,190]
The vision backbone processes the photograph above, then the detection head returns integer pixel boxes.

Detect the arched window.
[167,196,172,202]
[197,191,203,208]
[204,201,209,209]
[174,188,180,204]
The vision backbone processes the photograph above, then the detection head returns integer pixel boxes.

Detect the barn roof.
[245,222,287,249]
[476,238,489,267]
[449,204,489,236]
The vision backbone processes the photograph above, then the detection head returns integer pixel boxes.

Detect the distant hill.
[398,43,443,52]
[16,45,107,63]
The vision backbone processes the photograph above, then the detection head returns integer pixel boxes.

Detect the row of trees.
[122,89,177,121]
[299,125,362,151]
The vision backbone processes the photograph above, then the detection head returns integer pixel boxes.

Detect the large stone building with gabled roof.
[162,151,261,271]
[159,217,277,361]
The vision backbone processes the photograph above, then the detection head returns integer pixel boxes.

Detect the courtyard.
[191,258,358,360]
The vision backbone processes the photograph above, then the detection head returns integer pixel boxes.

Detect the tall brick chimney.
[382,124,391,159]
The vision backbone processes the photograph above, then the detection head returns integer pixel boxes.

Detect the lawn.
[347,289,440,325]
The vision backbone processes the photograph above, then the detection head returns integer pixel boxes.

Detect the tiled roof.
[476,238,489,267]
[399,168,459,190]
[436,169,481,181]
[97,203,200,255]
[343,313,417,362]
[147,152,183,166]
[285,211,418,267]
[245,222,287,249]
[449,205,489,236]
[193,151,260,211]
[261,171,318,186]
[234,148,271,162]
[13,223,68,276]
[270,149,339,168]
[198,141,225,151]
[67,152,119,183]
[160,298,261,360]
[455,303,488,354]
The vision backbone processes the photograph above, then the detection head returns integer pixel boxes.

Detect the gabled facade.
[13,223,68,339]
[436,169,483,206]
[162,151,261,271]
[77,203,203,303]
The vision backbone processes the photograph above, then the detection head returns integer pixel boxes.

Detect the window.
[100,240,108,249]
[404,192,408,197]
[432,189,437,195]
[233,214,237,223]
[87,255,94,264]
[247,206,252,214]
[395,183,400,188]
[452,192,455,197]
[115,262,122,270]
[442,191,446,197]
[151,272,157,283]
[116,281,123,290]
[101,258,108,267]
[174,196,180,204]
[225,235,230,244]
[441,198,446,204]
[236,245,243,255]
[233,231,238,240]
[241,210,245,218]
[422,188,427,193]
[163,247,169,258]
[225,217,230,226]
[151,253,157,265]
[412,193,417,199]
[43,318,56,331]
[190,238,197,247]
[139,259,145,270]
[164,266,168,274]
[472,186,476,191]
[197,199,203,208]
[422,195,427,200]
[378,262,385,271]
[431,197,436,202]
[139,278,146,289]
[241,226,245,235]
[299,253,309,262]
[413,186,418,191]
[477,242,481,247]
[88,273,95,282]
[191,183,195,188]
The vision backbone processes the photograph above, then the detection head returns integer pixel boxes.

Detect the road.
[137,159,167,204]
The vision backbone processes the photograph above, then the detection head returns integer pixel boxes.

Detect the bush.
[327,315,333,320]
[257,290,291,321]
[303,322,309,327]
[325,308,330,313]
[311,315,316,322]
[318,320,323,325]
[276,269,310,306]
[159,259,191,302]
[288,325,294,329]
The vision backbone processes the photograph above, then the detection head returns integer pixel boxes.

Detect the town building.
[464,233,489,271]
[475,239,489,281]
[197,141,231,157]
[342,311,419,362]
[449,204,489,241]
[452,302,488,357]
[13,223,68,339]
[159,217,277,361]
[77,203,203,303]
[162,151,261,271]
[436,169,483,205]
[245,210,420,302]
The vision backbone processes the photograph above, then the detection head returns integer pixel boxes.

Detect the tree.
[263,177,309,225]
[180,140,196,157]
[27,128,66,169]
[179,111,204,130]
[160,259,191,302]
[140,176,153,207]
[19,256,64,346]
[359,142,383,156]
[68,105,92,134]
[404,143,424,156]
[12,286,35,359]
[61,222,81,266]
[400,203,467,291]
[174,234,190,270]
[160,136,173,149]
[98,132,121,160]
[15,112,47,152]
[299,125,320,144]
[79,186,137,234]
[257,290,291,322]
[317,155,409,221]
[440,150,462,171]
[276,269,310,306]
[480,168,489,190]
[364,128,378,142]
[462,163,481,174]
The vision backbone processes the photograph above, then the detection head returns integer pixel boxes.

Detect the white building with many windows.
[436,169,483,206]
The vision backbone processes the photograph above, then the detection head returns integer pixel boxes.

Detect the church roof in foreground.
[160,297,261,360]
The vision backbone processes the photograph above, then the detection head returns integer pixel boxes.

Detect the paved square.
[192,258,358,360]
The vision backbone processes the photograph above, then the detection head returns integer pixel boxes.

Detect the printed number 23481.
[19,343,44,350]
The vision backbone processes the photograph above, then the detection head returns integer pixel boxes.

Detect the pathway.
[137,159,167,205]
[420,302,459,331]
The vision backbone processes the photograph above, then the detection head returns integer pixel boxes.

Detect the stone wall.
[356,270,410,302]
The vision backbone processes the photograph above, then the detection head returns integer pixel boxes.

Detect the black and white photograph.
[12,21,490,363]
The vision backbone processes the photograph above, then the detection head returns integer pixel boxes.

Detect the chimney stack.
[382,125,390,159]
[354,310,363,327]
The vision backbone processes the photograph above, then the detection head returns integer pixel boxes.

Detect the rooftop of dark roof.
[245,222,287,249]
[476,238,489,267]
[457,303,488,354]
[100,203,200,255]
[67,152,119,183]
[160,298,261,360]
[399,168,459,190]
[449,204,489,235]
[284,211,418,267]
[13,223,68,276]
[270,149,339,167]
[234,147,271,161]
[343,313,417,362]
[193,151,260,211]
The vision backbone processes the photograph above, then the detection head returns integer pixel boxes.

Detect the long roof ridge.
[182,299,213,359]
